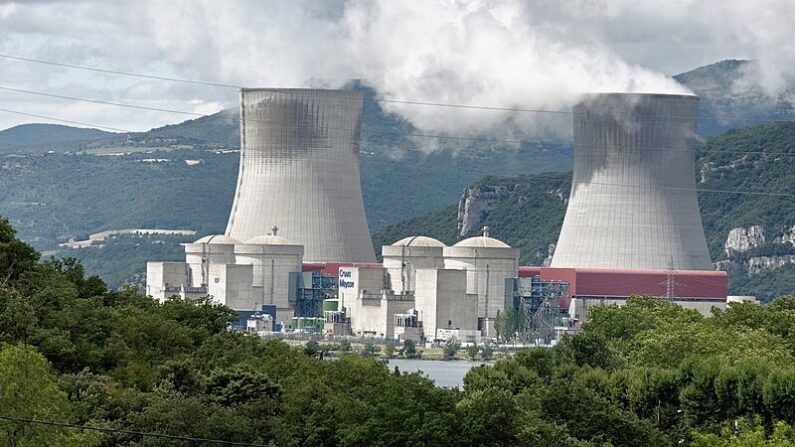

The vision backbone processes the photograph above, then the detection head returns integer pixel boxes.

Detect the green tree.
[443,337,461,361]
[466,343,479,361]
[403,339,418,358]
[481,343,494,361]
[384,341,395,358]
[361,341,378,356]
[339,338,352,352]
[0,287,37,343]
[304,340,321,357]
[0,217,39,284]
[0,344,99,446]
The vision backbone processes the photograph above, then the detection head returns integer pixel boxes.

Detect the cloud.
[0,0,792,136]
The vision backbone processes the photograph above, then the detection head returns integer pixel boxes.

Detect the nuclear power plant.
[146,88,734,344]
[551,93,712,270]
[226,88,376,263]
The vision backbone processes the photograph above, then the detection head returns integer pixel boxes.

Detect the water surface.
[387,359,492,388]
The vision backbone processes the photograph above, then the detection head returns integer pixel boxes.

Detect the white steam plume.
[1,0,794,134]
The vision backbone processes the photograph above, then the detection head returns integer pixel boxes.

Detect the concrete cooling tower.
[551,93,713,270]
[225,88,376,263]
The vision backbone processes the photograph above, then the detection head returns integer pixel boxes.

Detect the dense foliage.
[4,217,795,446]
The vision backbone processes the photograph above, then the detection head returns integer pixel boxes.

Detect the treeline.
[3,215,795,446]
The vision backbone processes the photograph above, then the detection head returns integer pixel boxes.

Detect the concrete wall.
[225,88,376,262]
[234,244,302,311]
[338,266,387,325]
[414,269,478,341]
[382,245,445,293]
[552,93,712,270]
[208,263,254,309]
[443,250,518,322]
[146,262,189,301]
[184,242,236,287]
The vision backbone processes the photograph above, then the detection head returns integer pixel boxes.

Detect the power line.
[0,107,132,132]
[0,107,793,199]
[4,87,795,160]
[1,53,794,122]
[0,415,269,446]
[0,54,239,89]
[0,86,204,117]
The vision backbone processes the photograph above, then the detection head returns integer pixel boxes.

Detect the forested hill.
[0,123,114,152]
[674,59,795,135]
[373,121,795,300]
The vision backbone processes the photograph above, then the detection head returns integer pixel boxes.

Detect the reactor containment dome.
[225,88,376,263]
[551,93,713,270]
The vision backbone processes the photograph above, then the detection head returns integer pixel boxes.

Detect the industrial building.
[516,266,728,331]
[144,88,735,344]
[225,88,376,263]
[552,93,713,270]
[147,230,303,321]
[443,228,519,336]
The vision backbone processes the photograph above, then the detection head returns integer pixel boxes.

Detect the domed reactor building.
[551,93,713,270]
[225,88,376,262]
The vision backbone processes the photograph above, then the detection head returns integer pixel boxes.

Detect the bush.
[443,337,461,361]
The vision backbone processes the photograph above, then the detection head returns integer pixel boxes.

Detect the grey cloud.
[0,0,792,135]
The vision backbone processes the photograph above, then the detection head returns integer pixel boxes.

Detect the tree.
[304,340,321,357]
[339,339,352,352]
[443,337,461,361]
[0,217,39,284]
[0,344,99,446]
[384,341,395,358]
[361,341,379,356]
[403,339,418,358]
[466,343,479,361]
[481,343,493,361]
[0,287,37,343]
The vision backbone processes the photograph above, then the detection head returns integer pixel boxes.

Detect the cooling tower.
[551,93,713,270]
[225,88,376,262]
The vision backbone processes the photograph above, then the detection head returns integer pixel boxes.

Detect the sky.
[0,0,793,135]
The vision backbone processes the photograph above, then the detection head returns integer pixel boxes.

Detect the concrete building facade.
[443,234,520,335]
[225,88,376,262]
[413,268,479,342]
[147,233,303,321]
[552,93,713,270]
[382,236,446,294]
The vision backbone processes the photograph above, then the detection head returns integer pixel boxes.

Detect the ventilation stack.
[225,88,376,262]
[551,93,713,270]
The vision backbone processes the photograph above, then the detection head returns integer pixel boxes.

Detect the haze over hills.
[1,59,794,291]
[2,60,794,155]
[674,59,795,135]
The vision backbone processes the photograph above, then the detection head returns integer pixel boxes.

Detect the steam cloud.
[0,0,793,135]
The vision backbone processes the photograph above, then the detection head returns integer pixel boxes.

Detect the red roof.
[532,267,727,299]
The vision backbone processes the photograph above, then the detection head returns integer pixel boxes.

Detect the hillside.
[372,121,795,301]
[0,123,115,153]
[3,59,795,288]
[674,59,795,135]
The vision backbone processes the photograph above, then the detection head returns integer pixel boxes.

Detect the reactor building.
[225,88,376,263]
[146,88,732,341]
[551,93,713,270]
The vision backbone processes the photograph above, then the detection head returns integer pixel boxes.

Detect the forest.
[3,214,795,446]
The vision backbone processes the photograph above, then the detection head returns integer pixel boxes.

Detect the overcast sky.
[0,0,793,134]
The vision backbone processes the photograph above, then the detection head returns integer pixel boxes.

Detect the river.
[387,359,492,388]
